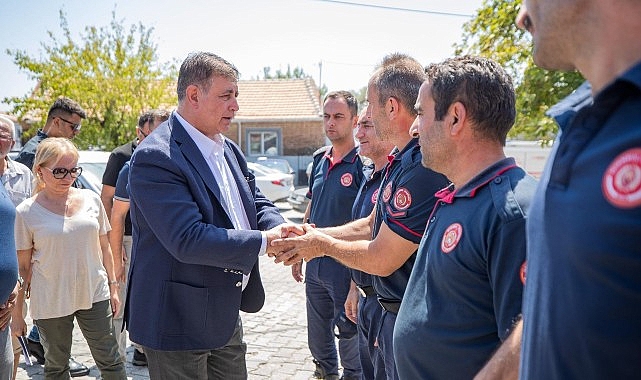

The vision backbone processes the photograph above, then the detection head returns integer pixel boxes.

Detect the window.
[247,129,281,156]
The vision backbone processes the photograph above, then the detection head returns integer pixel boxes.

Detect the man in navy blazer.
[124,52,288,380]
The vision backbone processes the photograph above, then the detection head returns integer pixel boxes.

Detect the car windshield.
[81,162,107,179]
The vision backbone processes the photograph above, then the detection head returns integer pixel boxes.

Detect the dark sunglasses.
[43,166,83,179]
[57,116,82,132]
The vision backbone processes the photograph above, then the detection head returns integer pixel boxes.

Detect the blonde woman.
[11,137,125,379]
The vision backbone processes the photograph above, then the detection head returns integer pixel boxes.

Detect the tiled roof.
[235,78,322,121]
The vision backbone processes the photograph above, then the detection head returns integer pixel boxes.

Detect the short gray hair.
[177,52,239,102]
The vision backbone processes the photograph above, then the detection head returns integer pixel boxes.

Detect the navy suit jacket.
[124,114,284,350]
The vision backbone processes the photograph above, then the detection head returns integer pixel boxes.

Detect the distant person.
[15,97,85,170]
[344,109,394,380]
[272,54,449,380]
[0,115,20,380]
[296,90,363,380]
[12,137,125,379]
[1,114,32,380]
[393,56,536,380]
[124,52,290,380]
[476,1,641,379]
[13,97,90,377]
[108,109,169,366]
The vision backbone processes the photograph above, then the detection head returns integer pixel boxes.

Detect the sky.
[0,0,484,113]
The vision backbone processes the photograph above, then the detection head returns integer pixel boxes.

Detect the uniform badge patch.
[340,173,353,187]
[520,261,527,285]
[602,148,641,209]
[371,188,379,204]
[382,183,393,202]
[441,223,462,254]
[393,188,412,210]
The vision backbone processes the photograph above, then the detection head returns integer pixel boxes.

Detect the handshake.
[264,223,329,266]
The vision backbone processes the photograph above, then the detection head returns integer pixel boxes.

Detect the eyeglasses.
[43,166,83,179]
[0,135,13,142]
[138,128,149,138]
[57,116,82,132]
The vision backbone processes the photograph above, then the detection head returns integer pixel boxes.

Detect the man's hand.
[0,283,18,331]
[265,223,305,257]
[115,252,127,283]
[344,281,359,323]
[291,260,304,282]
[271,224,328,265]
[110,286,121,317]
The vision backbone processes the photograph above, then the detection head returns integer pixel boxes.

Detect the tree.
[454,0,584,141]
[3,10,177,150]
[262,65,309,80]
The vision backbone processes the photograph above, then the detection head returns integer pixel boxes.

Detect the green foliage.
[262,65,309,80]
[454,0,584,141]
[3,10,177,150]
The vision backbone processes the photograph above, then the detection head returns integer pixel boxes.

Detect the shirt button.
[235,281,242,287]
[494,177,502,184]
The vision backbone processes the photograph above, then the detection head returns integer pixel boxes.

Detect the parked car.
[287,187,309,213]
[77,150,111,193]
[247,162,294,202]
[256,156,294,175]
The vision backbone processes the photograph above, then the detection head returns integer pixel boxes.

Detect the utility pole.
[318,60,323,107]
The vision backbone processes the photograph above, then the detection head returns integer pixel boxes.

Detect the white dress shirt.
[175,112,267,289]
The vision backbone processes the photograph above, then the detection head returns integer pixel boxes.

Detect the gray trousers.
[113,235,142,360]
[0,327,13,380]
[144,316,247,380]
[35,300,125,380]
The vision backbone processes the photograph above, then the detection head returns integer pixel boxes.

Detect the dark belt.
[378,299,401,314]
[356,286,376,297]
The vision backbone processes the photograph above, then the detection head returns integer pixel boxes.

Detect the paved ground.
[15,202,327,380]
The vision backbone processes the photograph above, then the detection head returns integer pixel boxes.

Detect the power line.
[312,0,475,18]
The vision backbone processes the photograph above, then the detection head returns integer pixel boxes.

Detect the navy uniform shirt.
[308,146,363,228]
[372,138,448,301]
[350,163,383,288]
[521,63,641,379]
[394,158,536,380]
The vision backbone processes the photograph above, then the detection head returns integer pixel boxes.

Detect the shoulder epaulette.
[313,145,332,157]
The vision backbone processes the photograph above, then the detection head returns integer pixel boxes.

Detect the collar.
[324,145,360,164]
[37,129,48,138]
[546,81,593,131]
[390,138,418,163]
[174,111,225,159]
[436,157,518,204]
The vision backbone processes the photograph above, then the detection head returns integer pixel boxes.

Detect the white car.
[247,162,294,202]
[77,150,111,193]
[76,151,294,203]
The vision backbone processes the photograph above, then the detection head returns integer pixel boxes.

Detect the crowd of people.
[1,0,640,379]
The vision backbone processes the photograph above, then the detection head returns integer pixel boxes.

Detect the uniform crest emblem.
[371,188,379,204]
[340,173,353,187]
[441,223,462,254]
[382,183,393,202]
[393,188,412,210]
[602,148,641,208]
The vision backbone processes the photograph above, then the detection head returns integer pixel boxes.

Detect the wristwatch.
[17,275,24,289]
